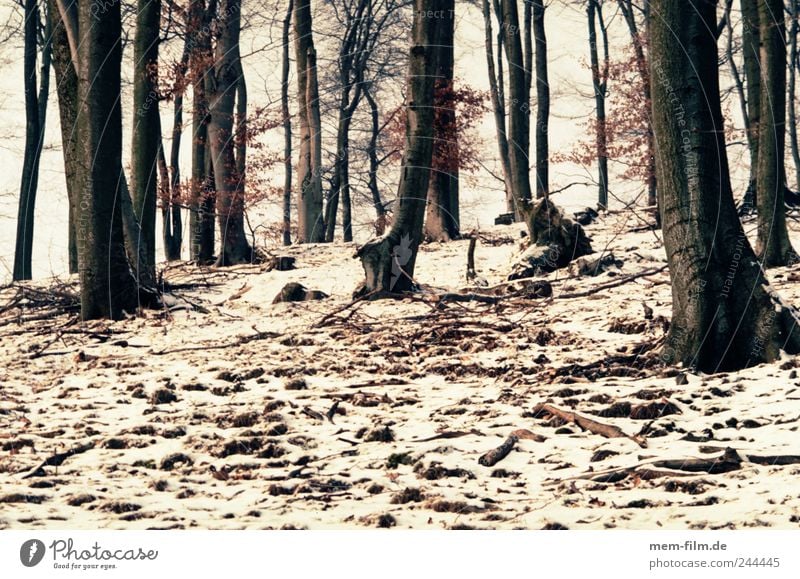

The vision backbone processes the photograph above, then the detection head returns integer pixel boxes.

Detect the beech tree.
[281,0,294,246]
[650,0,800,372]
[587,0,609,209]
[356,0,445,293]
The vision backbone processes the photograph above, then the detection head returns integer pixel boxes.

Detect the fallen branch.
[532,403,647,448]
[478,429,546,467]
[556,265,668,300]
[21,441,95,478]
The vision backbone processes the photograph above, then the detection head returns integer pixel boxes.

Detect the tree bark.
[356,0,443,294]
[207,0,252,265]
[532,0,549,199]
[788,0,800,191]
[130,0,161,279]
[755,0,796,266]
[75,0,137,319]
[14,0,47,281]
[281,0,293,246]
[650,0,800,372]
[364,86,388,235]
[587,0,609,210]
[424,0,459,242]
[48,0,78,275]
[189,0,216,264]
[741,0,761,203]
[294,0,325,243]
[500,0,533,217]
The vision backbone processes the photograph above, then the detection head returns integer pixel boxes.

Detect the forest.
[1,0,800,531]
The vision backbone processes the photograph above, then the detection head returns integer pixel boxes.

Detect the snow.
[1,213,800,530]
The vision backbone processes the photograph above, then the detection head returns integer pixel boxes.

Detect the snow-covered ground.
[2,213,800,530]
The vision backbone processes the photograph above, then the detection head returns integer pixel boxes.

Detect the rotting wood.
[532,403,647,448]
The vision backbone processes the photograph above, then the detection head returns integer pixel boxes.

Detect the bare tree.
[587,0,609,209]
[281,0,294,246]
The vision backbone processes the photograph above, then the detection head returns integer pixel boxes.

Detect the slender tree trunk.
[588,0,609,210]
[424,0,459,242]
[130,0,160,278]
[75,0,137,319]
[189,0,215,264]
[726,4,750,162]
[49,0,78,274]
[741,0,761,204]
[294,0,325,243]
[756,0,796,266]
[365,86,388,235]
[281,0,293,246]
[482,0,514,217]
[208,0,252,265]
[500,0,533,219]
[650,0,800,373]
[14,0,46,281]
[788,0,800,191]
[356,0,443,294]
[532,0,549,199]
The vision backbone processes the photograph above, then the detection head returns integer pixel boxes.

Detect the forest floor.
[2,210,800,530]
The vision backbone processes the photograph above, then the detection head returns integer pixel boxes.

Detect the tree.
[587,0,609,209]
[424,0,459,242]
[649,0,800,372]
[294,0,325,243]
[281,0,294,246]
[740,0,760,206]
[787,0,800,191]
[14,0,51,280]
[74,0,138,319]
[130,0,161,278]
[755,0,796,266]
[532,0,549,199]
[356,0,444,293]
[207,0,252,265]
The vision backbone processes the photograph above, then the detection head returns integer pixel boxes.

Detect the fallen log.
[478,429,546,467]
[532,403,647,448]
[21,441,95,478]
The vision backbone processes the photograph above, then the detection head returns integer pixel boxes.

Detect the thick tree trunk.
[741,0,761,203]
[532,0,549,199]
[14,0,46,281]
[650,0,800,372]
[294,0,325,243]
[189,0,215,264]
[208,0,252,266]
[75,0,137,319]
[281,0,293,247]
[356,0,443,294]
[587,0,609,210]
[755,0,796,266]
[49,0,78,275]
[788,0,800,191]
[500,0,533,219]
[482,0,514,217]
[130,0,160,278]
[424,0,459,242]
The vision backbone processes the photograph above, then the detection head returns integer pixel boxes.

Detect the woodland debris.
[265,255,297,271]
[531,403,647,448]
[272,282,329,304]
[21,441,96,478]
[478,429,545,467]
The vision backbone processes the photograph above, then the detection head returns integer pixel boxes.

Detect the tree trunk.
[49,0,78,275]
[294,0,325,243]
[14,0,46,281]
[356,0,443,294]
[189,0,215,264]
[424,0,459,242]
[208,0,252,266]
[650,0,800,372]
[788,0,800,191]
[500,0,533,218]
[365,86,388,235]
[163,40,189,262]
[75,0,137,319]
[755,0,796,266]
[532,0,549,199]
[741,0,761,203]
[588,0,609,210]
[130,0,160,278]
[483,0,514,217]
[281,0,293,246]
